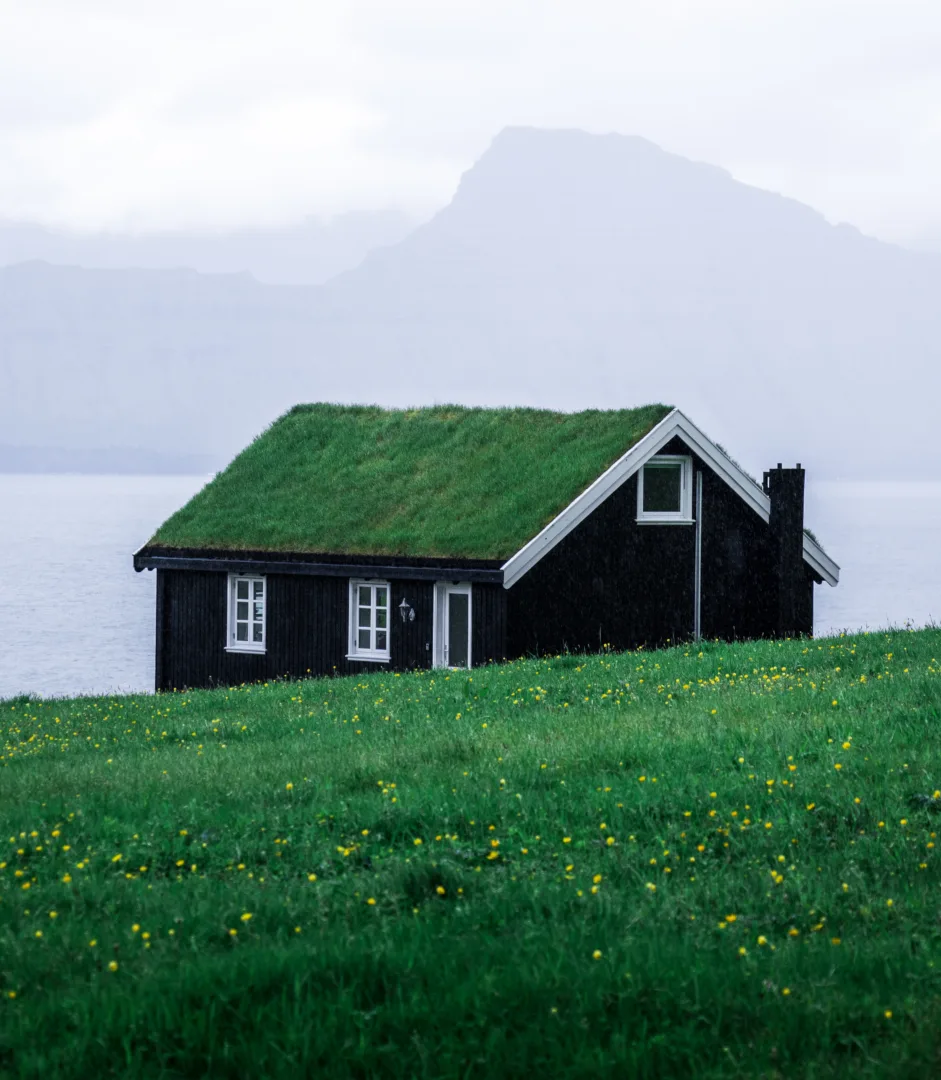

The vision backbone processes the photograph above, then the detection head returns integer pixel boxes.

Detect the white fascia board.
[801,535,840,586]
[668,410,771,520]
[501,408,840,589]
[501,408,686,589]
[674,410,839,585]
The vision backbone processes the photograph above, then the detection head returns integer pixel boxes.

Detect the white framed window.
[636,455,693,523]
[348,580,391,662]
[226,574,266,653]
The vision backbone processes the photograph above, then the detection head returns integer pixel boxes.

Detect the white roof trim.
[501,408,840,589]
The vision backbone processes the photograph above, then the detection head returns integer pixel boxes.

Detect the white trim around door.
[432,582,472,669]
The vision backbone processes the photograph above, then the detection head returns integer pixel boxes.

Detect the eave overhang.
[133,549,505,585]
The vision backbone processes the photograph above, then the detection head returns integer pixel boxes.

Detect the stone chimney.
[762,463,806,637]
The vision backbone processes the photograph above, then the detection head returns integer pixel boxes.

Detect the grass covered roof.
[149,403,673,561]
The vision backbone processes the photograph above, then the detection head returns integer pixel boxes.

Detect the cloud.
[1,0,940,239]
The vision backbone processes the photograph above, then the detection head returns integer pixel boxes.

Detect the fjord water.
[1,475,939,700]
[1,475,207,700]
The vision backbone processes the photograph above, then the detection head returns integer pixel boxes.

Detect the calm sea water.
[1,475,939,700]
[0,475,208,700]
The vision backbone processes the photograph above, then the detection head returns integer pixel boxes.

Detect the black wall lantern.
[398,597,415,623]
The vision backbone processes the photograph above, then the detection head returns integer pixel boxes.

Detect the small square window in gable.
[637,455,693,523]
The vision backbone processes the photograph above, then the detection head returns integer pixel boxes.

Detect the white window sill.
[225,645,266,655]
[636,517,695,526]
[346,653,390,663]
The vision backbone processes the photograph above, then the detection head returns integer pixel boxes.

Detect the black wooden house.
[134,404,839,691]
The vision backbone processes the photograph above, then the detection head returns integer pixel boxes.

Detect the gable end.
[501,409,839,589]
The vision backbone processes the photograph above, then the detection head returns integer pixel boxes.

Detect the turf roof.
[149,403,674,561]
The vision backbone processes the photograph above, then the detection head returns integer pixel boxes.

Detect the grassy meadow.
[2,629,941,1077]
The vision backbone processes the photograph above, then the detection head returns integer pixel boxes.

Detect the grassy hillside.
[2,629,941,1078]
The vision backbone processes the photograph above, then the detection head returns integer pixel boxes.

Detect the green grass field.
[3,629,941,1078]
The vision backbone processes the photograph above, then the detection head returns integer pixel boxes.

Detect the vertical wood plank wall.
[156,572,506,692]
[506,470,695,657]
[506,437,815,658]
[698,467,814,641]
[471,583,508,668]
[154,569,167,692]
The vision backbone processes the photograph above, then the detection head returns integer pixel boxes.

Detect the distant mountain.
[0,261,325,457]
[318,127,941,475]
[0,210,416,285]
[3,127,940,479]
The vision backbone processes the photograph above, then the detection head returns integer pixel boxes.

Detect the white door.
[433,583,472,668]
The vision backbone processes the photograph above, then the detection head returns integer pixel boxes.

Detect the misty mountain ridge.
[0,209,417,286]
[3,125,939,480]
[336,127,917,300]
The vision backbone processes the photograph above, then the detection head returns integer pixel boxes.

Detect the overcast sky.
[2,0,940,243]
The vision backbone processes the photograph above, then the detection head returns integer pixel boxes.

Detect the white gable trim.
[501,408,840,589]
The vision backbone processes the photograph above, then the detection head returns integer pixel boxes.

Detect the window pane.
[643,464,682,513]
[237,601,249,621]
[252,624,263,643]
[447,593,470,668]
[358,606,371,628]
[253,581,264,600]
[376,630,387,651]
[359,586,371,606]
[358,628,370,649]
[253,602,264,621]
[237,580,249,600]
[376,588,387,608]
[376,608,387,629]
[236,623,248,642]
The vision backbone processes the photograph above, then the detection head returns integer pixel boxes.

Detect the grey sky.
[2,0,939,242]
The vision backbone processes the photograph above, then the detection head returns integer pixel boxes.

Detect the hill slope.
[3,630,941,1075]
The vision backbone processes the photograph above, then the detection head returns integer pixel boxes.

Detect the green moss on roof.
[149,403,674,560]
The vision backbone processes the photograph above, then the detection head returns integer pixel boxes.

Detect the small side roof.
[144,403,673,562]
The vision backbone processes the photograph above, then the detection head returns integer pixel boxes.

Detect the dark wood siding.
[506,469,695,657]
[156,571,502,691]
[506,435,816,658]
[154,569,167,692]
[389,580,435,671]
[698,467,814,640]
[698,467,775,641]
[471,583,508,668]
